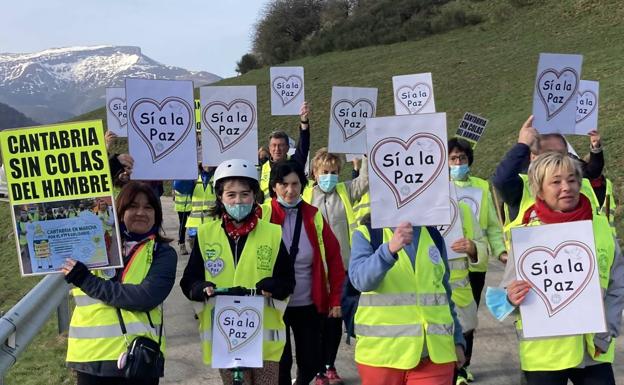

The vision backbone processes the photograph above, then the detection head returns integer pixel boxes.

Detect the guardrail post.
[57,293,70,334]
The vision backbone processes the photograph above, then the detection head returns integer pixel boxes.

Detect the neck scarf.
[522,194,593,225]
[223,205,261,239]
[120,223,158,242]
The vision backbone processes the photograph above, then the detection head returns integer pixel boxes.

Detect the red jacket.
[268,198,345,313]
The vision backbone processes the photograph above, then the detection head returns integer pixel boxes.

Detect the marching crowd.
[56,101,624,385]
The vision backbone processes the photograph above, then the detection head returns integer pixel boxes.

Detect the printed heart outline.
[576,90,597,123]
[203,99,256,153]
[437,198,458,237]
[536,67,579,121]
[108,97,127,127]
[204,243,223,259]
[370,133,445,209]
[129,97,194,163]
[517,240,595,317]
[216,306,262,352]
[458,195,480,217]
[331,98,375,141]
[396,83,432,114]
[271,75,303,106]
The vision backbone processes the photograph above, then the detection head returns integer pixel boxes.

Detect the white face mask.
[277,195,301,208]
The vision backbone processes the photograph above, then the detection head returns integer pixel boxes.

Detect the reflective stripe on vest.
[448,203,476,309]
[196,219,286,365]
[186,177,215,228]
[174,190,192,212]
[515,214,615,370]
[354,225,456,369]
[67,239,164,363]
[353,192,370,225]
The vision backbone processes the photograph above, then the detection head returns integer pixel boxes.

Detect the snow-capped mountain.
[0,46,222,123]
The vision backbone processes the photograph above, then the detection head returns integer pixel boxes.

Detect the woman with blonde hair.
[500,152,624,385]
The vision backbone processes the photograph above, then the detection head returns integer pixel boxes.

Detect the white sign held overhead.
[105,87,128,137]
[126,78,198,180]
[455,112,488,147]
[366,113,450,228]
[201,86,258,166]
[392,73,436,115]
[575,80,599,135]
[327,86,378,154]
[532,53,583,135]
[270,67,305,115]
[511,220,606,338]
[212,295,265,369]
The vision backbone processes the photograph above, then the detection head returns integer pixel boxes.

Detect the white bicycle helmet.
[213,159,258,184]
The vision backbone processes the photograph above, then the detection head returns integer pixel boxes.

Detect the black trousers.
[177,211,190,244]
[76,371,159,385]
[468,271,486,307]
[321,316,343,370]
[279,305,322,385]
[524,363,615,385]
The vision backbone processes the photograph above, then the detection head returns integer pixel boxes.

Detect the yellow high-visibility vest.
[185,177,216,229]
[302,183,357,243]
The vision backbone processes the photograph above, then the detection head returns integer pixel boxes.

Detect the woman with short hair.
[502,152,624,385]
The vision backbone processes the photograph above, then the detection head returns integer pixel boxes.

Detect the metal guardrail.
[0,274,70,383]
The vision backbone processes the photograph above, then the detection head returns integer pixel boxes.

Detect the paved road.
[159,198,624,385]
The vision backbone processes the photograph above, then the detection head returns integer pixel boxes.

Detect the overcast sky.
[1,0,272,78]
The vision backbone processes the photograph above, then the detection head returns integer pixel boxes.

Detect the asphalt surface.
[159,197,624,385]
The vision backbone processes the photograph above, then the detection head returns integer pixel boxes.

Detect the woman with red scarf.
[263,160,345,385]
[180,159,295,385]
[501,152,624,385]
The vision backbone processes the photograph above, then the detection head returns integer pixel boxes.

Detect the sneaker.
[465,368,474,382]
[456,374,469,385]
[325,367,344,385]
[179,243,189,255]
[314,374,329,385]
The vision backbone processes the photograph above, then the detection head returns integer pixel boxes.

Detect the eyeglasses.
[449,155,469,162]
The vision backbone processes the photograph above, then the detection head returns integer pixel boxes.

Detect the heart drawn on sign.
[517,241,595,317]
[216,306,262,352]
[396,83,432,114]
[370,133,445,209]
[108,97,127,127]
[458,195,480,217]
[271,75,303,106]
[332,98,375,141]
[435,198,458,237]
[536,67,579,121]
[576,90,597,123]
[129,97,194,163]
[203,99,256,153]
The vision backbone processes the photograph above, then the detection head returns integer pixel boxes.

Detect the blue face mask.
[277,195,301,208]
[485,286,516,321]
[449,164,470,181]
[318,174,339,193]
[224,203,253,222]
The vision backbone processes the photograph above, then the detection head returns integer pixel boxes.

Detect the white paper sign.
[106,87,128,137]
[212,295,264,369]
[270,67,304,115]
[532,53,583,134]
[327,86,378,154]
[575,80,599,135]
[200,86,258,166]
[511,220,606,338]
[392,73,436,115]
[126,78,198,180]
[367,113,450,228]
[435,184,465,260]
[456,186,483,218]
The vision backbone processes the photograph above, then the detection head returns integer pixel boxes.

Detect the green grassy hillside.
[3,0,624,382]
[76,0,624,234]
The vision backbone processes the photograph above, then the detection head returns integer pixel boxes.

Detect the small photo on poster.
[13,196,123,276]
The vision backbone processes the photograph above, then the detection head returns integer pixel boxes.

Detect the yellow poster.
[0,120,123,276]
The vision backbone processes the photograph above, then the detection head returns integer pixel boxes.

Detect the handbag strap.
[288,206,303,261]
[115,307,164,347]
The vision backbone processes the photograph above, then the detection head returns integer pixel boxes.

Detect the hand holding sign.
[388,222,413,254]
[517,115,538,151]
[507,280,531,306]
[300,101,310,127]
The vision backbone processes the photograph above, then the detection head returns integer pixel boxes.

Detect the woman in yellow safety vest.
[180,158,295,385]
[502,152,624,385]
[302,148,367,384]
[62,181,178,385]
